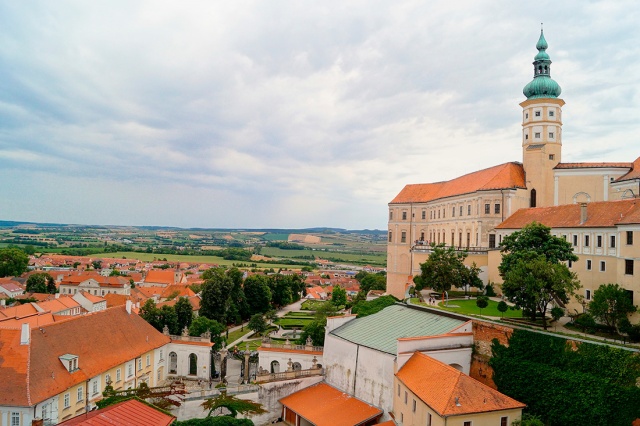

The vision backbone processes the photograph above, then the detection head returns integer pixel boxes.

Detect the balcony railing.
[255,367,324,383]
[260,339,323,353]
[411,243,489,254]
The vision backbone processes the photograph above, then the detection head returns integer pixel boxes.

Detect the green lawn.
[275,318,313,328]
[225,327,252,344]
[300,300,327,310]
[411,298,523,318]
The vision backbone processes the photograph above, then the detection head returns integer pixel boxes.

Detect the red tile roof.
[144,270,179,285]
[390,162,525,204]
[554,162,632,169]
[279,382,382,426]
[617,157,640,182]
[396,352,524,416]
[0,306,170,407]
[58,398,175,426]
[496,199,640,229]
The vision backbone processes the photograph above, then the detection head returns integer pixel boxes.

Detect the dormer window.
[60,354,79,372]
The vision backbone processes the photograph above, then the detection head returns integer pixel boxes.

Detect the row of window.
[62,354,154,410]
[569,258,635,275]
[524,131,555,140]
[390,203,501,222]
[525,109,556,119]
[568,231,634,248]
[390,230,477,248]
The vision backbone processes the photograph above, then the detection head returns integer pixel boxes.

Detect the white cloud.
[0,1,639,229]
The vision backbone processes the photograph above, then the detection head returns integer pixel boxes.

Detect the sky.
[1,1,639,230]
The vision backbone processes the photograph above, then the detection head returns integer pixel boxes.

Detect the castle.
[387,30,640,313]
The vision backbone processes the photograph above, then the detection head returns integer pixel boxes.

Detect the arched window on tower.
[530,189,537,208]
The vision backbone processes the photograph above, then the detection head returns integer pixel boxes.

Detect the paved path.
[225,299,305,349]
[412,292,638,348]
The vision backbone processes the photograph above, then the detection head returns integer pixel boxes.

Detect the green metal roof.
[523,29,561,100]
[330,304,465,355]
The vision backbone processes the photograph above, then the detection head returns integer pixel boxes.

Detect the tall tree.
[139,299,162,331]
[502,255,580,329]
[268,274,292,308]
[174,297,194,332]
[26,272,56,293]
[499,222,577,278]
[226,268,250,322]
[416,244,478,295]
[588,283,637,332]
[331,286,347,307]
[189,316,225,349]
[159,305,179,335]
[248,314,268,335]
[200,269,234,323]
[0,248,29,277]
[359,272,387,293]
[243,275,272,315]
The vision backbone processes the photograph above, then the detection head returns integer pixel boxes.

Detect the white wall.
[167,342,211,380]
[258,350,323,373]
[323,333,358,395]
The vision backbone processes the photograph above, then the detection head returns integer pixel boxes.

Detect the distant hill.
[0,220,383,234]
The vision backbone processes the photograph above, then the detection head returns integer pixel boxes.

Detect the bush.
[485,282,496,297]
[573,313,596,333]
[627,324,640,343]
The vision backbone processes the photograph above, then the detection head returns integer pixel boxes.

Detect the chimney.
[580,202,588,224]
[20,323,30,345]
[126,300,132,314]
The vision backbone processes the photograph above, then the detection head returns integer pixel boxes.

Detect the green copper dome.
[523,29,561,99]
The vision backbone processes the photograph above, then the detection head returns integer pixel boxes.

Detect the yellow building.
[0,306,170,426]
[387,30,640,299]
[393,352,524,426]
[493,199,640,318]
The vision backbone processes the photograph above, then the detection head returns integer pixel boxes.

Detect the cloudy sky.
[1,1,638,230]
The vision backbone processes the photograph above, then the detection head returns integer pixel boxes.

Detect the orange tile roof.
[103,293,130,307]
[555,161,632,169]
[58,398,175,426]
[0,312,57,329]
[0,306,170,407]
[496,199,640,229]
[617,157,640,182]
[144,269,179,285]
[396,352,524,416]
[390,162,525,204]
[0,303,38,319]
[279,382,382,426]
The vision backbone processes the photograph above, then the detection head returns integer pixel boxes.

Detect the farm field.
[90,251,297,269]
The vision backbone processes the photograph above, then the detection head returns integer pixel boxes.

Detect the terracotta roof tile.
[496,199,640,229]
[616,157,640,182]
[0,306,170,406]
[390,162,525,204]
[58,398,175,426]
[396,352,524,416]
[555,162,632,169]
[279,382,382,426]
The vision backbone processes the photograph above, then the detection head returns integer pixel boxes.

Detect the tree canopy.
[26,272,56,293]
[200,269,234,323]
[588,283,637,332]
[416,244,480,294]
[490,329,640,425]
[0,248,29,277]
[502,255,580,329]
[331,286,347,307]
[243,275,272,315]
[499,222,577,278]
[358,272,386,293]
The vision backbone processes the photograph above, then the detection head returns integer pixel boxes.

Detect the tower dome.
[523,29,561,99]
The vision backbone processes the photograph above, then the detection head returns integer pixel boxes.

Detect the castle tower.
[521,29,564,208]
